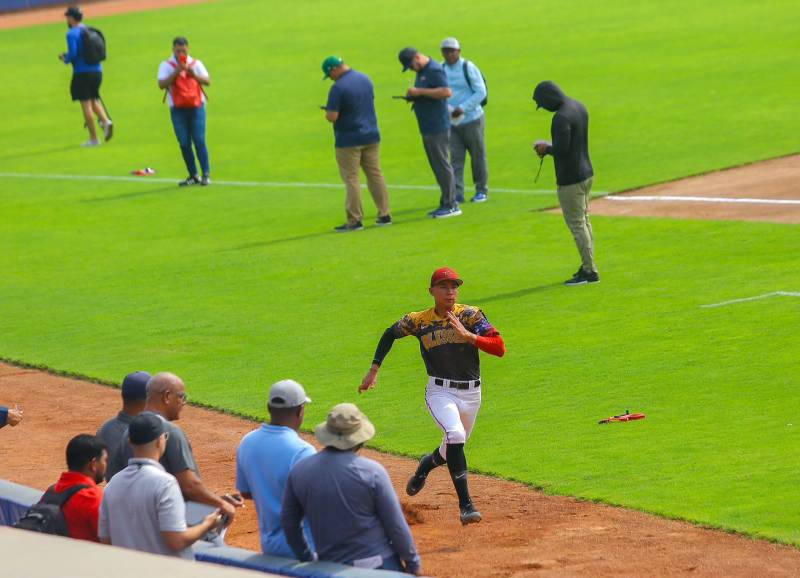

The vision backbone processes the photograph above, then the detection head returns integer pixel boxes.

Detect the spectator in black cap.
[59,5,113,147]
[97,371,150,478]
[397,46,458,219]
[99,413,223,559]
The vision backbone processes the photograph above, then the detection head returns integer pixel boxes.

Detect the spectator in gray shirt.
[282,403,421,575]
[99,412,222,559]
[97,371,150,478]
[106,372,241,523]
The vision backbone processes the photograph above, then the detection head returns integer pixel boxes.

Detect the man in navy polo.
[398,47,460,219]
[322,56,392,232]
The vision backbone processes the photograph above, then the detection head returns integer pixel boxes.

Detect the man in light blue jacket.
[441,37,489,203]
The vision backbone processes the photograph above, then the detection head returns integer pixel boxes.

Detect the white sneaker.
[81,138,101,147]
[102,121,113,142]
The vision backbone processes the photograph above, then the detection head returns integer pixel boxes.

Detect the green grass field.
[2,0,800,545]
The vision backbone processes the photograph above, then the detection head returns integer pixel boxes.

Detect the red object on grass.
[598,411,646,424]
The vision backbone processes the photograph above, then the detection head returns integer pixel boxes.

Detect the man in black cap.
[533,80,598,286]
[398,47,459,219]
[97,371,150,477]
[99,413,222,559]
[59,6,112,147]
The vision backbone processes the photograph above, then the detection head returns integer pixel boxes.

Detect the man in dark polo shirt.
[322,56,391,232]
[97,370,150,478]
[398,47,460,219]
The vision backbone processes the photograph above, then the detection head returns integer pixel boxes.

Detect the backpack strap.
[41,484,90,508]
[463,60,474,92]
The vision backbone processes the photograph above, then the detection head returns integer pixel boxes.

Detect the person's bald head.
[145,372,188,421]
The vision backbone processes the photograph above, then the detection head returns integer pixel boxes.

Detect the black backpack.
[80,27,106,64]
[13,484,88,536]
[462,60,488,107]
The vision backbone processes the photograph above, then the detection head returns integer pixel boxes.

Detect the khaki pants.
[557,177,597,273]
[335,143,390,225]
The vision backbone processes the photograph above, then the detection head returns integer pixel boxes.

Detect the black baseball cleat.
[406,470,428,496]
[375,214,393,226]
[459,502,482,525]
[564,268,599,286]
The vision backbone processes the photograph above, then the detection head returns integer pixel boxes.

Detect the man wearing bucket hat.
[281,403,421,574]
[236,380,316,557]
[321,56,392,232]
[359,267,506,525]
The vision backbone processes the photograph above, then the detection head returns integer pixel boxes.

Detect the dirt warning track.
[2,362,800,577]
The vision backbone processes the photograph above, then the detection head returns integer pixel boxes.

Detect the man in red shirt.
[51,434,108,541]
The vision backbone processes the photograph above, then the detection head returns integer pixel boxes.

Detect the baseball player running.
[359,267,505,524]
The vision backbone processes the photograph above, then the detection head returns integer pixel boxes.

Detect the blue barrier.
[0,479,412,578]
[0,0,69,13]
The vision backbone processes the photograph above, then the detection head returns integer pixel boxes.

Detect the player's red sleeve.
[475,334,505,357]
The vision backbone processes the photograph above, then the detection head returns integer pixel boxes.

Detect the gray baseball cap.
[441,37,460,50]
[268,379,311,408]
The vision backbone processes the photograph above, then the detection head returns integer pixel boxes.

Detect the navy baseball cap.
[398,47,418,71]
[64,6,83,20]
[122,371,151,401]
[128,412,166,445]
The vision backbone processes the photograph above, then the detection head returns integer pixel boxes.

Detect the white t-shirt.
[99,458,192,560]
[157,55,209,107]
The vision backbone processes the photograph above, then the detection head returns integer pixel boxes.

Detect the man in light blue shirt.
[441,37,489,203]
[236,380,316,558]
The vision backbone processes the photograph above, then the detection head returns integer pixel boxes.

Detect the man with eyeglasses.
[440,38,489,204]
[100,413,223,559]
[107,372,241,524]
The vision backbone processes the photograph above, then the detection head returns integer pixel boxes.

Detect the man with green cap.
[281,403,421,574]
[321,56,391,232]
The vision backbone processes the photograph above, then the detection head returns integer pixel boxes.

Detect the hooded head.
[533,81,566,112]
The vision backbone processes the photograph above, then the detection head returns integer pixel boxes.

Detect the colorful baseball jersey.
[391,304,498,381]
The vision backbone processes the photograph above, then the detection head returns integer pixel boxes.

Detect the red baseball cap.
[430,267,463,287]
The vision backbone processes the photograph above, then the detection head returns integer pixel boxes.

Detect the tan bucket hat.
[314,403,375,450]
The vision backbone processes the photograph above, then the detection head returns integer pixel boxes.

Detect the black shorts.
[71,72,102,102]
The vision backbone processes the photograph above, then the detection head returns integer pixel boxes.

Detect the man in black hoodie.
[533,81,598,285]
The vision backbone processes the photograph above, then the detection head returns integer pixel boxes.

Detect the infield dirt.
[2,362,800,577]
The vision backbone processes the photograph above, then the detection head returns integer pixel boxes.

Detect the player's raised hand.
[359,365,379,394]
[447,311,477,345]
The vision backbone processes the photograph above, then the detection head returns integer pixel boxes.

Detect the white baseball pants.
[424,377,482,459]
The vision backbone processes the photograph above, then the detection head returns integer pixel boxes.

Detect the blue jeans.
[170,105,210,177]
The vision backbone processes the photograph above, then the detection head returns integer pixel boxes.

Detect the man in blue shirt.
[237,380,316,558]
[441,38,489,204]
[322,56,392,232]
[398,47,460,219]
[59,6,112,147]
[282,403,421,574]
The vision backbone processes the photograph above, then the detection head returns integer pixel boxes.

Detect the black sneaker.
[200,174,211,186]
[565,269,600,286]
[406,457,429,496]
[427,206,444,217]
[334,221,364,232]
[459,502,482,525]
[179,175,200,187]
[375,215,392,226]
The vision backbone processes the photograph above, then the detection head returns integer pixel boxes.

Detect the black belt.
[433,378,480,390]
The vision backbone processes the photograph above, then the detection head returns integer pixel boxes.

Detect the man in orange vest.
[158,37,212,186]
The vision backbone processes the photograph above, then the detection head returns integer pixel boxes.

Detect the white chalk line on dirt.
[702,291,800,308]
[608,195,800,206]
[0,172,592,196]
